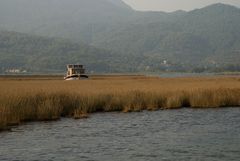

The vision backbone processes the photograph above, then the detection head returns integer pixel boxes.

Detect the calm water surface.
[1,108,240,161]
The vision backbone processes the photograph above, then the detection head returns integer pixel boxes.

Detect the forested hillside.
[93,4,240,66]
[0,0,239,73]
[0,31,123,73]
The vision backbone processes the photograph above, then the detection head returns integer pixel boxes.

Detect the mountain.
[0,1,240,73]
[0,31,124,73]
[105,0,132,9]
[95,4,240,59]
[93,3,240,67]
[0,0,133,43]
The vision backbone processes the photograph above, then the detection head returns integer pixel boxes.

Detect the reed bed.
[0,76,240,131]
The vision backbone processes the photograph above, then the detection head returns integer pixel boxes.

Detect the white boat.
[64,64,88,80]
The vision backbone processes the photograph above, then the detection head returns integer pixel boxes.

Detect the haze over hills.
[0,0,134,43]
[95,3,240,64]
[0,0,239,73]
[0,31,123,73]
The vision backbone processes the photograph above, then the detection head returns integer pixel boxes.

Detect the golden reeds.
[0,76,239,131]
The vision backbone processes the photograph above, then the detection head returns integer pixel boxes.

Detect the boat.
[64,64,89,80]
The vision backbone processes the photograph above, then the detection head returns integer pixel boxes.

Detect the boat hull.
[64,74,88,80]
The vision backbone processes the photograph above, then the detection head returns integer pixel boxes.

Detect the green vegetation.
[93,4,240,71]
[1,30,239,74]
[0,31,122,73]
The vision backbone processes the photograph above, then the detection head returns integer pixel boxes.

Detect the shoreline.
[0,72,239,80]
[2,106,240,133]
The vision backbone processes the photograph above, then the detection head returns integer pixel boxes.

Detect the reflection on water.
[1,108,240,161]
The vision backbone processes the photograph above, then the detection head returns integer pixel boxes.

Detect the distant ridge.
[106,0,132,10]
[200,3,240,10]
[0,31,117,73]
[0,1,240,73]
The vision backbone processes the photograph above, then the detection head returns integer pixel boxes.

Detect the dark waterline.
[0,108,240,161]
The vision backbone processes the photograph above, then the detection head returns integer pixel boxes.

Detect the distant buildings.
[5,68,27,74]
[163,60,167,65]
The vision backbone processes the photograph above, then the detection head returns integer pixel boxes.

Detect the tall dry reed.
[0,76,239,131]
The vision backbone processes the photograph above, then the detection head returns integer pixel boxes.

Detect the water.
[158,72,216,78]
[149,72,239,78]
[1,108,240,161]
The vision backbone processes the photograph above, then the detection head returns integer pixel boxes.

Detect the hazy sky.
[122,0,240,12]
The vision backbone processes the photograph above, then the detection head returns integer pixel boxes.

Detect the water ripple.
[1,108,240,161]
